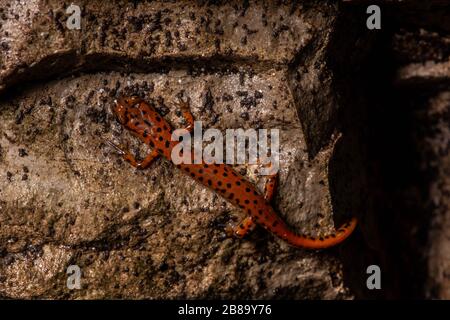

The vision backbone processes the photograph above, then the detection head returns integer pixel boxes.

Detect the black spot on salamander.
[204,164,209,168]
[198,169,203,174]
[258,210,263,215]
[156,116,161,122]
[165,141,170,148]
[143,130,148,137]
[213,169,218,174]
[157,127,162,132]
[158,136,163,141]
[319,237,324,241]
[223,172,228,177]
[244,199,249,204]
[218,181,222,186]
[253,200,257,204]
[239,205,245,209]
[253,191,258,196]
[226,183,231,188]
[247,209,252,214]
[231,171,237,176]
[149,141,155,147]
[157,149,164,153]
[144,119,152,126]
[184,168,190,172]
[214,164,220,167]
[245,187,250,192]
[198,177,203,182]
[207,179,212,186]
[239,224,245,229]
[228,193,234,199]
[190,173,195,177]
[163,125,168,130]
[236,181,241,186]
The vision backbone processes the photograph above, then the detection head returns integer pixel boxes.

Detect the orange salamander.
[109,96,357,249]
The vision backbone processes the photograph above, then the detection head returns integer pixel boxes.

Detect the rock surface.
[2,0,448,300]
[0,1,353,299]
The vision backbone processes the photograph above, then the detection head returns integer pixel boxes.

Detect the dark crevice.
[329,2,449,299]
[0,52,288,100]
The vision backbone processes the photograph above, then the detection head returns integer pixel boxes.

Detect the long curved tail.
[276,217,357,249]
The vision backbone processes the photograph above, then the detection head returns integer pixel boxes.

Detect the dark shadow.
[327,2,444,299]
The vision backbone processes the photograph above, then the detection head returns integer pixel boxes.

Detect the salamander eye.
[112,99,128,124]
[125,97,140,106]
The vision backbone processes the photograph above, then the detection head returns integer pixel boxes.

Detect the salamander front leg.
[175,98,194,133]
[107,140,159,169]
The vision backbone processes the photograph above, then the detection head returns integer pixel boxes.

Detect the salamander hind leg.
[264,172,278,202]
[258,167,357,249]
[225,216,255,238]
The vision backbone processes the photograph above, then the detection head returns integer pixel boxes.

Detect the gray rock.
[0,0,353,299]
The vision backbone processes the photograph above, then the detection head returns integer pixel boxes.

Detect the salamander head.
[112,96,142,125]
[112,96,172,144]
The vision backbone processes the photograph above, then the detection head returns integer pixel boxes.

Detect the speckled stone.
[0,0,355,299]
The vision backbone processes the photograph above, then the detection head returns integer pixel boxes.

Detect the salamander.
[109,96,357,249]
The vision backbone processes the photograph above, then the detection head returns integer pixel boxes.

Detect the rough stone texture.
[0,1,354,299]
[2,0,449,300]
